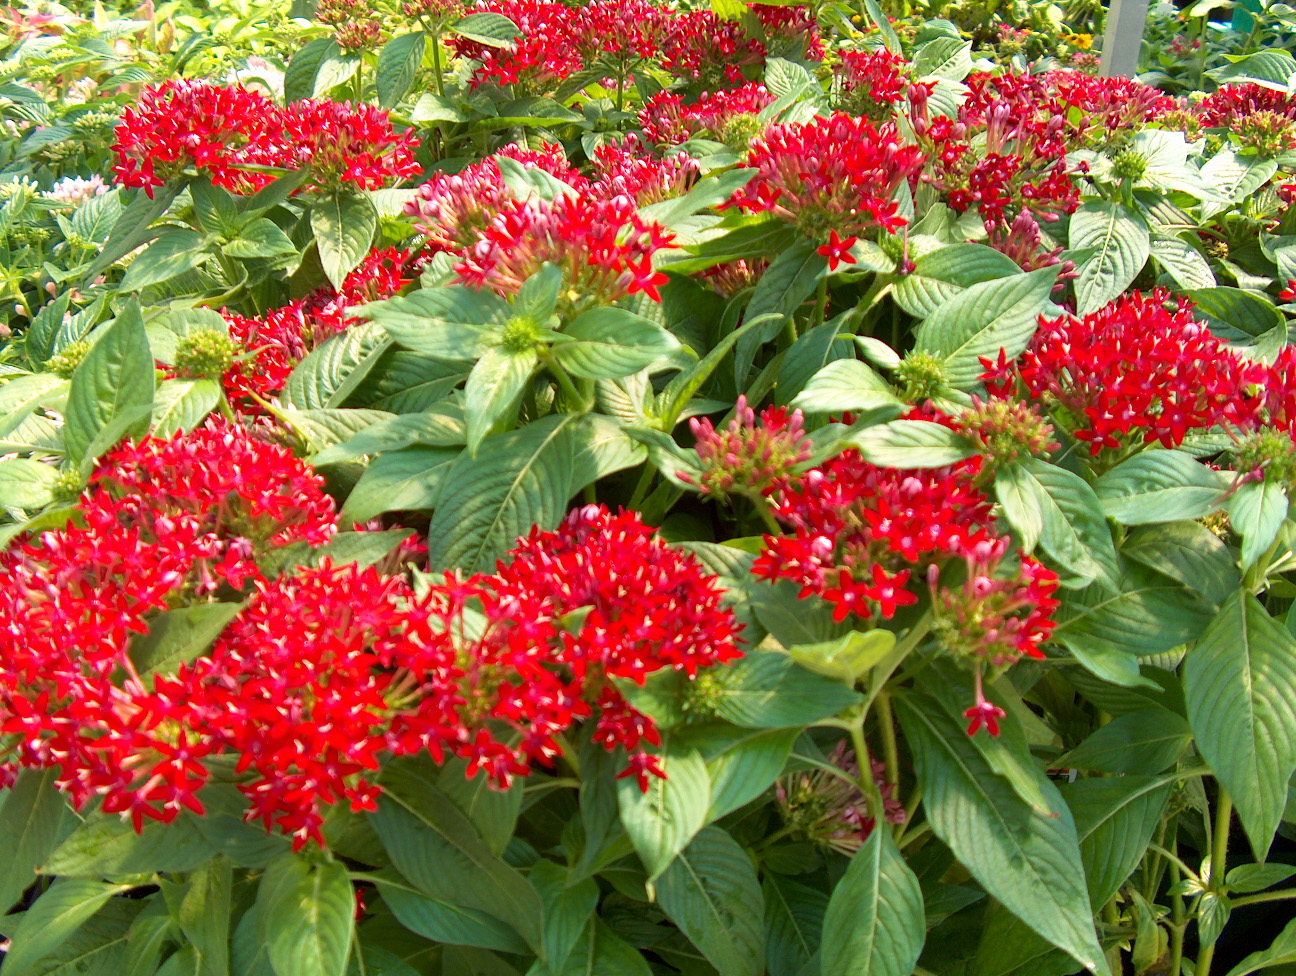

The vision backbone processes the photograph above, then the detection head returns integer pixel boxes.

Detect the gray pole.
[1099,0,1150,77]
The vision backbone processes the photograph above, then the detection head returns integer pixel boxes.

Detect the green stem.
[743,490,784,535]
[1196,789,1233,976]
[848,721,887,825]
[876,692,900,789]
[430,30,445,98]
[546,358,590,412]
[1231,887,1296,909]
[897,820,931,849]
[626,463,656,512]
[811,275,828,329]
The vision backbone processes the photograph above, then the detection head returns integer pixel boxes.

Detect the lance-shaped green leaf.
[790,359,903,417]
[2,878,135,976]
[1095,450,1230,524]
[657,827,764,976]
[895,692,1109,976]
[63,300,155,466]
[358,285,511,360]
[893,243,1023,319]
[0,768,78,911]
[1227,479,1289,570]
[618,735,711,881]
[311,192,378,289]
[553,307,681,380]
[1009,458,1120,590]
[1069,201,1150,314]
[847,419,977,468]
[0,457,60,509]
[1223,915,1296,976]
[707,649,862,727]
[257,854,354,976]
[464,346,537,455]
[376,32,425,107]
[821,827,924,976]
[1184,591,1296,859]
[912,266,1057,388]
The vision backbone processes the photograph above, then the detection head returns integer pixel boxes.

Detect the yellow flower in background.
[1064,31,1094,48]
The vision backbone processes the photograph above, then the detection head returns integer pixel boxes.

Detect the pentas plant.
[10,9,1296,976]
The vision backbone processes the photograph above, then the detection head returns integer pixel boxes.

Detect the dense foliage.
[1,2,1296,976]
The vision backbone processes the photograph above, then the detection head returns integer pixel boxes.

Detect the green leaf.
[312,403,465,465]
[1189,286,1283,339]
[1056,566,1213,657]
[172,855,232,976]
[375,878,527,954]
[3,879,134,976]
[0,768,78,911]
[617,736,711,881]
[912,267,1058,389]
[790,359,903,417]
[1065,775,1173,907]
[848,419,977,468]
[437,757,522,857]
[763,875,827,976]
[1227,479,1289,570]
[787,629,896,685]
[427,414,642,572]
[340,446,458,522]
[377,33,425,108]
[360,286,510,360]
[1223,915,1296,976]
[284,37,334,102]
[530,861,599,971]
[735,238,826,384]
[152,378,221,437]
[1225,862,1296,894]
[128,603,243,678]
[120,228,208,292]
[41,813,216,878]
[257,854,353,976]
[656,826,764,976]
[312,193,378,290]
[223,219,297,260]
[1122,521,1240,606]
[554,308,681,380]
[1014,458,1120,590]
[994,462,1043,553]
[84,181,186,284]
[451,12,522,46]
[1094,450,1230,524]
[895,693,1109,976]
[1069,201,1151,315]
[893,243,1023,319]
[709,649,862,727]
[1184,591,1296,859]
[547,919,652,976]
[0,457,59,509]
[284,323,393,411]
[688,725,798,821]
[63,300,154,465]
[314,49,362,96]
[370,758,545,952]
[464,346,536,455]
[1064,709,1193,774]
[821,828,924,976]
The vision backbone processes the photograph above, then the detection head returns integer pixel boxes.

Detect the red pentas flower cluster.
[222,247,412,411]
[752,416,1058,735]
[728,112,927,269]
[0,436,742,845]
[111,81,283,194]
[0,423,339,828]
[657,10,766,87]
[590,135,700,206]
[638,84,776,148]
[1195,83,1296,156]
[453,192,675,305]
[112,82,419,196]
[834,49,932,121]
[683,395,813,501]
[982,289,1266,457]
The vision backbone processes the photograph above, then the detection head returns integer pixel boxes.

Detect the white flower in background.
[44,175,107,207]
[227,57,285,98]
[62,77,97,106]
